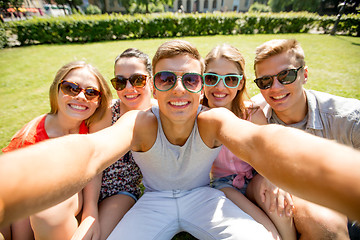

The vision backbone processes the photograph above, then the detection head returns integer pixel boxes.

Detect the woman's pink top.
[211,110,254,189]
[211,146,254,189]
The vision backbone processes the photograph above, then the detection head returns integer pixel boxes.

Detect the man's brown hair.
[254,39,305,76]
[152,40,204,74]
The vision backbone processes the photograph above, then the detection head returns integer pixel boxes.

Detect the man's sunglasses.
[59,80,101,101]
[153,71,204,93]
[110,74,147,91]
[204,73,243,88]
[254,66,304,90]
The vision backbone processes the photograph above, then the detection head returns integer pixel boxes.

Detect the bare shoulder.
[198,107,237,148]
[118,109,157,127]
[198,107,236,122]
[89,106,113,133]
[136,108,157,123]
[130,109,158,152]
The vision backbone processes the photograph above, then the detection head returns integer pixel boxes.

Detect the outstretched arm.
[202,108,360,221]
[0,110,141,227]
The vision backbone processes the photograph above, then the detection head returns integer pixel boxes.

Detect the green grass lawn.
[0,34,359,239]
[1,33,359,150]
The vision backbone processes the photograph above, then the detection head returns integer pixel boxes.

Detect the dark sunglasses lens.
[256,76,273,90]
[154,72,176,91]
[84,88,100,100]
[183,74,203,93]
[111,77,126,91]
[204,74,219,86]
[130,74,147,88]
[278,69,297,84]
[61,81,80,96]
[225,76,240,88]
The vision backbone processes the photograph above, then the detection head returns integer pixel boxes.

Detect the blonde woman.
[1,61,112,240]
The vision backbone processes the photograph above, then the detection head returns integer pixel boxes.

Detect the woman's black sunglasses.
[110,74,147,91]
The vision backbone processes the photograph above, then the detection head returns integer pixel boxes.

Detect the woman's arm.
[79,104,113,239]
[80,174,102,240]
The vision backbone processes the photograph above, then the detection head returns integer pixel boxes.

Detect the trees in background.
[0,0,23,11]
[85,4,101,14]
[1,0,24,17]
[117,0,132,13]
[254,0,359,15]
[125,0,174,13]
[267,0,322,12]
[249,2,271,12]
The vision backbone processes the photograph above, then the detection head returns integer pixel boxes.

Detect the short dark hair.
[115,48,152,77]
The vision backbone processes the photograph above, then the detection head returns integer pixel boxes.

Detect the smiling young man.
[252,39,360,240]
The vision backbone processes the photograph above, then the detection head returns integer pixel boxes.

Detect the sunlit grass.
[1,34,359,149]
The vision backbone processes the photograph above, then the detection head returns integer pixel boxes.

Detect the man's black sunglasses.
[254,66,304,90]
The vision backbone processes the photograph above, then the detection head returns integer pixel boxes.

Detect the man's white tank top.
[132,105,222,192]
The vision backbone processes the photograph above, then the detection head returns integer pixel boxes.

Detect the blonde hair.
[152,40,204,74]
[204,44,250,120]
[254,39,305,75]
[49,61,112,126]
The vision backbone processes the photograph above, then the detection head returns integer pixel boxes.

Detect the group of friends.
[0,38,359,240]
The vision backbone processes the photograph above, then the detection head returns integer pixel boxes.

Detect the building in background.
[170,0,254,13]
[88,0,254,14]
[3,0,254,20]
[23,0,44,11]
[4,0,44,20]
[43,4,71,16]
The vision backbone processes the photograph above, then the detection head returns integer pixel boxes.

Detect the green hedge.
[0,23,9,48]
[317,13,360,36]
[1,12,359,47]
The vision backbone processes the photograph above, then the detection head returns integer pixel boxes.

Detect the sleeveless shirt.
[132,105,222,192]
